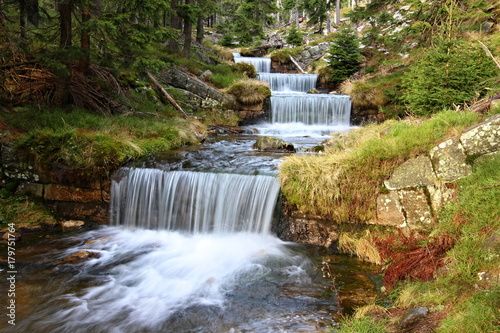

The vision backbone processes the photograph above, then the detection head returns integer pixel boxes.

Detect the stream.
[0,57,383,333]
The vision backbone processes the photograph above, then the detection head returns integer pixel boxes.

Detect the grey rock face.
[430,138,472,182]
[384,155,437,190]
[460,113,500,155]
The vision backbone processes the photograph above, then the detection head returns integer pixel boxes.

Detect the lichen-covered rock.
[427,184,455,213]
[384,155,437,190]
[253,136,295,152]
[374,191,405,227]
[398,188,433,229]
[1,144,40,182]
[460,113,500,155]
[430,138,471,182]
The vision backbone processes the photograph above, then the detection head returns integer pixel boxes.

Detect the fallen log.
[147,71,189,119]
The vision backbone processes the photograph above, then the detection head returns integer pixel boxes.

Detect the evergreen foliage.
[402,38,499,115]
[285,25,303,46]
[327,28,363,85]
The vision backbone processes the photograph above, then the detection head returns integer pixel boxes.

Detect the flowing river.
[0,57,382,333]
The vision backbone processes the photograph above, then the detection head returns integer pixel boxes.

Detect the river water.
[0,59,383,333]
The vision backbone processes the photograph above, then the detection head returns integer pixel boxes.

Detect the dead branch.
[289,55,306,74]
[478,40,500,70]
[147,71,189,119]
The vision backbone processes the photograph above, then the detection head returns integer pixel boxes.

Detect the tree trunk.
[77,7,91,75]
[335,0,340,25]
[54,0,73,107]
[20,0,27,40]
[169,0,181,53]
[182,0,194,58]
[196,15,203,44]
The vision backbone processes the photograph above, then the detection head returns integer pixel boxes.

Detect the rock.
[199,70,213,80]
[60,220,85,231]
[385,155,437,190]
[430,138,472,182]
[16,182,44,198]
[398,188,433,229]
[253,136,295,152]
[276,217,338,248]
[460,113,500,156]
[400,307,429,328]
[427,184,455,212]
[44,184,102,202]
[53,250,100,265]
[374,191,405,227]
[158,68,237,110]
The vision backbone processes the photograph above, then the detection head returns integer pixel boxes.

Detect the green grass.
[3,106,204,181]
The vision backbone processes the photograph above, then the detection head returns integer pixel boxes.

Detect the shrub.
[402,38,499,115]
[285,25,303,46]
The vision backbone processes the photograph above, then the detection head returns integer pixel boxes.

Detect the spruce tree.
[327,28,362,85]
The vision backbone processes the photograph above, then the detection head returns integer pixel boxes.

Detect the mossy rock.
[253,136,295,152]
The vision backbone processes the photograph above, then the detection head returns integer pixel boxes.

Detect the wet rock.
[400,307,429,328]
[276,217,338,248]
[430,138,472,182]
[384,155,437,190]
[60,220,85,231]
[460,113,500,156]
[253,136,295,152]
[54,250,100,265]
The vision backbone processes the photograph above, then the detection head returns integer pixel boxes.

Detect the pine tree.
[327,28,362,85]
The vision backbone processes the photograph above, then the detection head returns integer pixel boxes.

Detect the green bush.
[402,38,499,115]
[327,28,363,85]
[285,25,303,46]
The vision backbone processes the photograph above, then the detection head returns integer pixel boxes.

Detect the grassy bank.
[279,109,485,223]
[1,106,206,181]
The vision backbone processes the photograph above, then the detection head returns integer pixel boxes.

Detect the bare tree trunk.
[77,7,91,75]
[169,0,181,53]
[182,0,193,58]
[335,0,340,25]
[196,15,203,44]
[54,0,73,107]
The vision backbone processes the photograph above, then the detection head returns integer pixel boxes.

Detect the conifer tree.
[327,27,362,85]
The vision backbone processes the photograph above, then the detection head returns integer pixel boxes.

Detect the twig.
[477,40,500,70]
[322,261,343,315]
[147,72,189,119]
[478,184,500,190]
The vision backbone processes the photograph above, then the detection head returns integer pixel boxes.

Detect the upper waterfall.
[110,168,281,234]
[257,73,318,92]
[233,53,271,73]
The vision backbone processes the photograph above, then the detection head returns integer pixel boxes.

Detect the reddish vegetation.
[374,231,456,290]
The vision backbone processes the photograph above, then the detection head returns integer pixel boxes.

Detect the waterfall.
[257,73,318,92]
[271,93,352,125]
[233,53,271,73]
[110,168,280,234]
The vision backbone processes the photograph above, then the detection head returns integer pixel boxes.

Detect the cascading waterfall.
[110,168,281,234]
[271,93,351,125]
[257,73,318,92]
[233,53,271,73]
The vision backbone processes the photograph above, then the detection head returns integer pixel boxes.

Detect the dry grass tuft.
[224,78,271,105]
[340,79,387,109]
[339,231,383,265]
